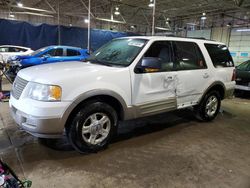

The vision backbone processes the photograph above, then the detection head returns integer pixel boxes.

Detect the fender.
[60,89,134,128]
[198,81,226,103]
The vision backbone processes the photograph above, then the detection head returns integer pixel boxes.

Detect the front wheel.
[66,100,118,153]
[194,91,221,121]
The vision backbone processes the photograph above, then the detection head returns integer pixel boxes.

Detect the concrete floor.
[0,81,250,188]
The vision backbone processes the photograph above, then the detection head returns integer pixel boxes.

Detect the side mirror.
[42,55,50,60]
[135,57,161,73]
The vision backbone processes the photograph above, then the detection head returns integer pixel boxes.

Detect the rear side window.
[45,48,63,56]
[8,47,27,52]
[67,49,81,56]
[205,44,234,68]
[174,41,207,70]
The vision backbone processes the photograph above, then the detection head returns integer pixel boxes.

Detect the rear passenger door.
[173,41,211,108]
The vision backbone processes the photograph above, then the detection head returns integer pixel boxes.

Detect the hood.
[17,61,127,84]
[16,55,34,60]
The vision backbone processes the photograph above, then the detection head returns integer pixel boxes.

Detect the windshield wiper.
[87,58,113,67]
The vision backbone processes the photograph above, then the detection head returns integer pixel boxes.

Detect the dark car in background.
[6,45,89,81]
[235,60,250,92]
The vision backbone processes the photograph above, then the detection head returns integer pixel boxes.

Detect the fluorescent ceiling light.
[148,0,154,7]
[95,17,126,24]
[155,27,170,31]
[17,2,23,7]
[237,29,250,32]
[201,12,206,20]
[9,14,15,18]
[148,3,154,7]
[114,7,120,15]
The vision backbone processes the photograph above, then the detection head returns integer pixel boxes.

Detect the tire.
[194,90,221,122]
[66,100,118,153]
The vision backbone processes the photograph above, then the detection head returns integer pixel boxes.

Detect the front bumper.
[9,96,72,138]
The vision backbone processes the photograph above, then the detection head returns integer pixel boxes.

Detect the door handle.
[203,73,209,79]
[165,76,174,81]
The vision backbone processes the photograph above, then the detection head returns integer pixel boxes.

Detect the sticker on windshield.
[128,42,144,47]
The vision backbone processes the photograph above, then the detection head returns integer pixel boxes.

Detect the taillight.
[232,69,236,81]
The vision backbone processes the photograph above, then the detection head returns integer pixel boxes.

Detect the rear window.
[205,44,234,68]
[237,61,250,71]
[67,49,81,56]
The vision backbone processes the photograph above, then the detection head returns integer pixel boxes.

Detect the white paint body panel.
[17,61,132,106]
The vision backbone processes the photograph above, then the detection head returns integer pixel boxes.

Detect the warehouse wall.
[211,27,231,45]
[187,29,211,39]
[229,28,250,64]
[187,27,250,65]
[0,18,136,50]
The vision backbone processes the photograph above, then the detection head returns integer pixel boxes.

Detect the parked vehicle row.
[6,45,89,81]
[0,45,33,64]
[9,36,235,153]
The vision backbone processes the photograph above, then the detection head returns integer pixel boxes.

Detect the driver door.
[42,48,64,63]
[131,41,177,117]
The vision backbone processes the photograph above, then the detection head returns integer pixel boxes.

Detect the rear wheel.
[194,90,221,121]
[66,100,118,153]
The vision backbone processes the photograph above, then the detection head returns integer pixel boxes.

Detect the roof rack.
[164,35,215,41]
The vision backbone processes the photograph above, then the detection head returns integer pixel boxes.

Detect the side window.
[45,48,63,57]
[143,41,173,72]
[174,41,207,70]
[204,44,234,68]
[8,47,23,52]
[16,47,27,52]
[0,47,8,52]
[67,49,81,56]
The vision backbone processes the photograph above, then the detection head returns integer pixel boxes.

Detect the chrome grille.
[12,76,28,99]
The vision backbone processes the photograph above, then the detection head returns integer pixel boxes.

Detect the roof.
[46,45,83,50]
[119,36,225,45]
[0,45,31,50]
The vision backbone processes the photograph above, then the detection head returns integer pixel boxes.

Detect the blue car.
[6,45,89,81]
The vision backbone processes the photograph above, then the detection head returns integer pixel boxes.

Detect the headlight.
[27,82,62,101]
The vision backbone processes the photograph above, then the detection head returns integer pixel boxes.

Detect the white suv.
[9,37,235,152]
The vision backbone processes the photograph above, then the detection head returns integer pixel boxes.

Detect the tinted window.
[143,41,173,72]
[174,41,207,70]
[205,44,234,68]
[8,47,27,52]
[45,48,63,56]
[67,49,80,56]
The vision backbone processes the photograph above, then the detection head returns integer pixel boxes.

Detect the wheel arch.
[198,81,226,104]
[62,90,128,130]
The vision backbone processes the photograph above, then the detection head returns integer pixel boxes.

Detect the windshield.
[31,47,47,56]
[87,38,147,67]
